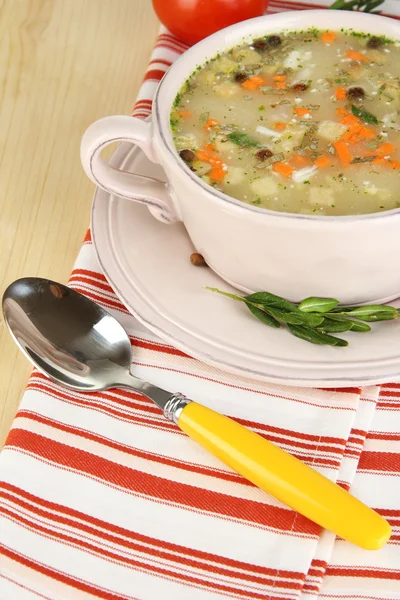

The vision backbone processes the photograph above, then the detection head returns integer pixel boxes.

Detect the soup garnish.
[171,29,400,216]
[205,286,400,347]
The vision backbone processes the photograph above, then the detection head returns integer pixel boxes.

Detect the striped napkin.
[1,1,400,598]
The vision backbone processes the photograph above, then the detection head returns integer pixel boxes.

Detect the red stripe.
[5,429,320,536]
[358,451,400,473]
[132,112,151,119]
[0,507,302,599]
[16,410,254,486]
[130,336,190,358]
[379,390,400,398]
[155,41,185,55]
[0,482,303,581]
[325,566,400,579]
[24,380,178,434]
[83,229,92,243]
[0,495,303,591]
[68,286,128,314]
[69,274,116,295]
[317,387,361,395]
[26,372,348,459]
[70,269,108,283]
[133,99,153,108]
[144,69,167,82]
[157,34,189,51]
[28,372,160,411]
[368,431,400,441]
[0,544,128,600]
[148,58,172,68]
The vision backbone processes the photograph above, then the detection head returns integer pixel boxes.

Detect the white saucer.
[91,141,400,388]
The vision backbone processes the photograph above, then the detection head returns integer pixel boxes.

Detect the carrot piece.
[322,31,336,44]
[341,122,375,144]
[346,50,369,63]
[196,150,212,162]
[372,156,385,165]
[358,126,375,140]
[241,75,266,90]
[274,122,287,131]
[333,140,352,166]
[340,114,360,125]
[294,107,310,117]
[210,167,226,181]
[376,143,396,156]
[196,147,224,168]
[291,153,308,166]
[204,118,219,130]
[177,110,192,118]
[389,160,400,169]
[272,162,293,178]
[314,155,331,168]
[335,87,346,100]
[274,74,287,89]
[336,107,348,117]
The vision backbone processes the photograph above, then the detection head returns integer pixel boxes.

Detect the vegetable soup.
[171,29,400,216]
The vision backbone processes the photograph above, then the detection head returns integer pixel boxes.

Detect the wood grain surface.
[0,0,159,446]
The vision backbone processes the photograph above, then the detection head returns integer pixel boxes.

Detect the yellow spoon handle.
[178,401,391,550]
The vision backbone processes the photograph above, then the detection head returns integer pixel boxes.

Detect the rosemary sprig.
[205,287,400,347]
[329,0,385,13]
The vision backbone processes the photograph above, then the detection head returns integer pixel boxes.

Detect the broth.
[171,29,400,216]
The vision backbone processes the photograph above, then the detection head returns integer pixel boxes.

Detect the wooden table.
[0,0,159,447]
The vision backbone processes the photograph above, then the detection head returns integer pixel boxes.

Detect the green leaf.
[299,313,326,328]
[265,307,306,325]
[247,304,281,328]
[348,312,397,322]
[245,291,298,313]
[317,320,354,333]
[349,320,371,332]
[329,0,384,11]
[346,305,398,319]
[227,131,259,147]
[351,105,379,125]
[299,296,340,313]
[287,324,348,346]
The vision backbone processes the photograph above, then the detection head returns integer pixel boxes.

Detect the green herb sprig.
[351,105,379,125]
[329,0,385,13]
[227,131,260,147]
[205,287,400,347]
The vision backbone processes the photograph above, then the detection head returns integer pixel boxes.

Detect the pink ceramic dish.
[81,10,400,304]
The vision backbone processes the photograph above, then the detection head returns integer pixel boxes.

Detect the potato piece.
[283,50,311,71]
[317,120,348,143]
[214,82,239,98]
[211,57,238,74]
[225,166,245,185]
[309,187,335,207]
[214,137,237,154]
[174,134,198,150]
[196,70,216,86]
[262,64,279,75]
[192,161,211,176]
[232,47,261,65]
[274,126,305,153]
[251,176,278,197]
[365,49,388,64]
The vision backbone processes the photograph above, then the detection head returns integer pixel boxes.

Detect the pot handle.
[80,115,179,224]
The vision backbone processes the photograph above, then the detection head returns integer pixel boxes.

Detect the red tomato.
[152,0,269,46]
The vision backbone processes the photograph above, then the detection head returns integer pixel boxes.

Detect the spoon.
[2,277,391,550]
